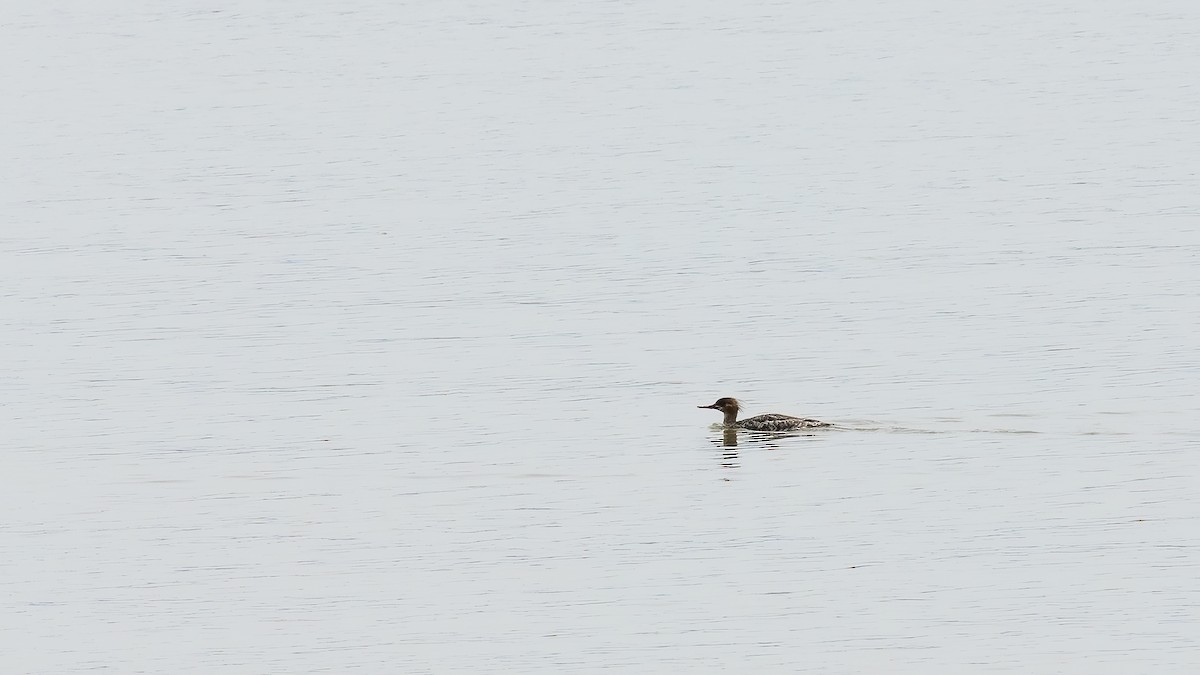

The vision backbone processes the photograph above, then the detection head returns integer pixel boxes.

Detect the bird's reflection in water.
[718,428,739,468]
[709,427,825,470]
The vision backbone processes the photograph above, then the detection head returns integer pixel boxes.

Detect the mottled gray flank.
[736,413,831,432]
[4,1,1200,674]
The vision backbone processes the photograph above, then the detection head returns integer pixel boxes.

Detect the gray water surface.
[3,2,1199,673]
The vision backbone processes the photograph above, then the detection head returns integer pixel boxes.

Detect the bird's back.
[736,413,830,432]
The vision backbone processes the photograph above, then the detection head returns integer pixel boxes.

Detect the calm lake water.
[4,1,1199,672]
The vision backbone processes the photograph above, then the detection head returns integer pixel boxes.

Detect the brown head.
[699,397,742,426]
[697,397,741,414]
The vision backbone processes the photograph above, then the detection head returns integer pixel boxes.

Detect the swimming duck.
[698,397,829,431]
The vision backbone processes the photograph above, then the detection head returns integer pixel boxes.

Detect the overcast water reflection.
[3,1,1199,673]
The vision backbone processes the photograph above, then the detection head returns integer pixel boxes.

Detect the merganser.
[698,397,830,431]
